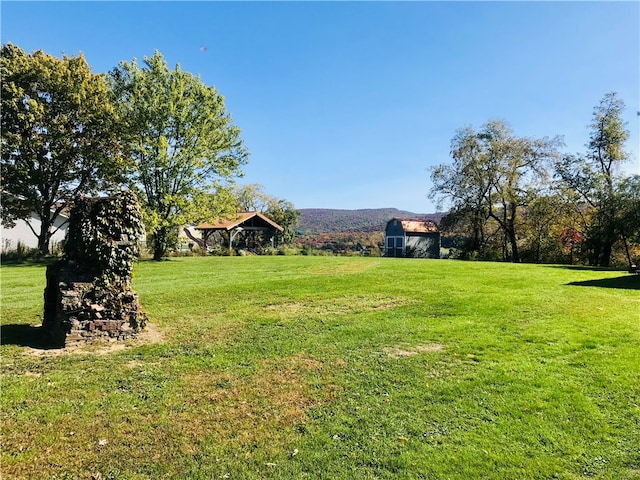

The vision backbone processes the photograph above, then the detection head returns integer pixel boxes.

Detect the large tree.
[555,92,631,266]
[430,120,561,262]
[110,51,248,260]
[1,43,123,254]
[430,126,493,257]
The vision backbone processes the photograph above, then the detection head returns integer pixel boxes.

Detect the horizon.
[297,206,441,213]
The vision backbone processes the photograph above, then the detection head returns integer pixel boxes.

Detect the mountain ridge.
[296,208,445,235]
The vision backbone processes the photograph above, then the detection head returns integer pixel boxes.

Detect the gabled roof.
[390,218,439,234]
[196,211,284,232]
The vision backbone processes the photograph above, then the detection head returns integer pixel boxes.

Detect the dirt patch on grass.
[383,343,445,359]
[309,261,376,275]
[178,353,335,447]
[264,295,414,318]
[24,322,164,356]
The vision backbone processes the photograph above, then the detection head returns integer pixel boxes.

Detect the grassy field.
[1,256,639,479]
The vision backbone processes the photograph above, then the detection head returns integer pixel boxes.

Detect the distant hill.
[296,208,445,235]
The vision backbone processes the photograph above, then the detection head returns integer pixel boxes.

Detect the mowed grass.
[1,256,639,479]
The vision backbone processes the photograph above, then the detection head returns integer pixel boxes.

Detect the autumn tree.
[110,51,248,260]
[555,92,631,267]
[614,174,640,268]
[264,198,299,245]
[430,126,493,257]
[1,43,123,254]
[430,120,561,262]
[618,175,640,242]
[232,184,273,213]
[519,193,572,264]
[231,184,300,244]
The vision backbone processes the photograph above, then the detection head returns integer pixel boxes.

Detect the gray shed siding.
[384,219,440,258]
[385,219,405,236]
[385,219,406,257]
[405,233,440,258]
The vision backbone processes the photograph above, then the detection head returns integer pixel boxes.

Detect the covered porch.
[195,211,284,253]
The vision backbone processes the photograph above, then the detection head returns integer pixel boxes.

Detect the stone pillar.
[42,190,146,347]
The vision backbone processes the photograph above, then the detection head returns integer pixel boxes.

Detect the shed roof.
[196,211,284,232]
[391,218,439,234]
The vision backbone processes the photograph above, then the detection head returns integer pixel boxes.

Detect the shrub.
[277,245,300,256]
[0,241,42,261]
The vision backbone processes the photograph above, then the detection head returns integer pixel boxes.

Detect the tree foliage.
[431,93,637,267]
[554,92,631,267]
[1,43,123,254]
[617,175,640,244]
[231,184,300,244]
[430,120,561,262]
[110,51,248,260]
[264,198,300,245]
[232,183,274,213]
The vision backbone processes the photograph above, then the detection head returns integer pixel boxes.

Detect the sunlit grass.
[1,257,639,479]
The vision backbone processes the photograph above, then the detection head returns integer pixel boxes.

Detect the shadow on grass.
[0,324,62,350]
[567,275,640,290]
[546,265,628,272]
[0,258,57,267]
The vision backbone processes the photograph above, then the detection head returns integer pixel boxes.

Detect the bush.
[205,245,231,256]
[277,245,300,256]
[0,241,43,261]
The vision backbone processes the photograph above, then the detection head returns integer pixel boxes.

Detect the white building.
[1,211,69,253]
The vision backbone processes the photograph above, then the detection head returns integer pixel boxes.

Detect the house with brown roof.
[195,211,284,253]
[384,218,440,258]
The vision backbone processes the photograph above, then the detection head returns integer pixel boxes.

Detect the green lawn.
[1,256,639,479]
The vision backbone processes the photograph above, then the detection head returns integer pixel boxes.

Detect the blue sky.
[2,1,639,212]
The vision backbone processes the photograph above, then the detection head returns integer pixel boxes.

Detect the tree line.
[4,44,637,266]
[429,92,639,268]
[1,44,297,260]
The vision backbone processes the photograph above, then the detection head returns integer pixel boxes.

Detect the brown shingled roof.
[394,218,439,233]
[196,211,284,232]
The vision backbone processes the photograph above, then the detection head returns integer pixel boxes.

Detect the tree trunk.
[507,203,519,263]
[588,232,601,266]
[152,228,168,261]
[599,240,613,268]
[37,211,52,255]
[509,230,519,263]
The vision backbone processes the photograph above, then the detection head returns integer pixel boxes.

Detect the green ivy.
[60,190,147,332]
[65,190,145,284]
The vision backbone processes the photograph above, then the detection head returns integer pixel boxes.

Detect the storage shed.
[385,218,440,258]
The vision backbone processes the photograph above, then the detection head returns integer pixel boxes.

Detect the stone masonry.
[42,191,146,347]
